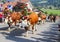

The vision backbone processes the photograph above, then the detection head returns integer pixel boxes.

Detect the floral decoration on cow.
[13,2,31,16]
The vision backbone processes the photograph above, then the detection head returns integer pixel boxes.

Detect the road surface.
[0,20,59,42]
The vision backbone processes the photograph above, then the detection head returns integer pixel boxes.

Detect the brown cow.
[41,14,46,24]
[38,11,46,24]
[6,11,21,31]
[49,15,54,22]
[21,12,38,37]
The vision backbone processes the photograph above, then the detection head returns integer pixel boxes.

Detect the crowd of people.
[0,1,13,23]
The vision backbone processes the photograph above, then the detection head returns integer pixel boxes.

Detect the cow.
[41,14,46,24]
[4,11,38,37]
[48,15,54,22]
[5,11,21,31]
[20,12,38,37]
[3,8,11,17]
[38,11,46,24]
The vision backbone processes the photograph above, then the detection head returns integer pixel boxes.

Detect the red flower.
[28,9,31,12]
[25,4,28,6]
[5,7,8,9]
[24,16,27,19]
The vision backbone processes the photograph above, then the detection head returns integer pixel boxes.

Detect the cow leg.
[38,20,41,25]
[50,19,52,22]
[51,19,53,22]
[43,19,46,24]
[24,26,29,37]
[25,30,28,37]
[8,27,10,32]
[32,25,35,34]
[34,24,37,31]
[43,20,44,24]
[52,19,53,22]
[8,23,11,32]
[42,20,44,24]
[15,21,16,26]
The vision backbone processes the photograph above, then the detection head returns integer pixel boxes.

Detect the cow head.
[20,16,31,28]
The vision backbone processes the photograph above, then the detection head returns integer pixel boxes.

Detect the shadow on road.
[0,27,8,30]
[0,28,36,42]
[1,29,25,36]
[31,23,59,42]
[0,22,60,42]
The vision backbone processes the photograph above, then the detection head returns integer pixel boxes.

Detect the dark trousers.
[53,19,56,22]
[0,18,2,23]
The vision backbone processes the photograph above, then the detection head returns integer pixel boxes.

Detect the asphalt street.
[0,19,60,42]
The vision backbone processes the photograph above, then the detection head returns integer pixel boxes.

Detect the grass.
[40,8,60,15]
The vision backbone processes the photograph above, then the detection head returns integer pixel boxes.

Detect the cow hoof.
[7,28,10,32]
[35,29,37,31]
[32,31,34,34]
[24,35,28,37]
[32,32,34,34]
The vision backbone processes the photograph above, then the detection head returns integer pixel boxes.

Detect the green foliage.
[45,11,47,15]
[23,8,28,16]
[13,2,26,12]
[40,8,60,15]
[23,8,31,16]
[28,12,32,15]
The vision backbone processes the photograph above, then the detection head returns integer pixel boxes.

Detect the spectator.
[0,4,3,12]
[0,13,3,23]
[53,15,56,22]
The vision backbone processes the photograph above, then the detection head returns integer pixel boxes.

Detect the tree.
[49,6,52,9]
